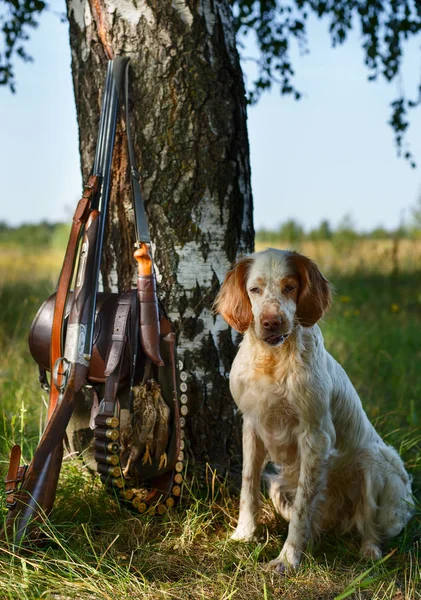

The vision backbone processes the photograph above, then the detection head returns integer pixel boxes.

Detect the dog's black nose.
[262,316,282,332]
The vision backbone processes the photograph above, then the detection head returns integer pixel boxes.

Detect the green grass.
[0,244,420,599]
[323,273,421,430]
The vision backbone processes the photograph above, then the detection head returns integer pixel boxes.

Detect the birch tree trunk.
[66,0,254,475]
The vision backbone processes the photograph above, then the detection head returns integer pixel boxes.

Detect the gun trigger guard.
[53,357,71,393]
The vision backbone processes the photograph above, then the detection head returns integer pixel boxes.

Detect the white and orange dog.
[216,248,413,573]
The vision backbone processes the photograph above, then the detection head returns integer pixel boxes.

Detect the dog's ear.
[287,252,331,327]
[214,257,253,333]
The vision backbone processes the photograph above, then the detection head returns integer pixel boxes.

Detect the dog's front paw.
[268,542,301,575]
[361,542,382,561]
[230,524,258,542]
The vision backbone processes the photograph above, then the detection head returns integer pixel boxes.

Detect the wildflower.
[391,304,399,313]
[340,296,351,303]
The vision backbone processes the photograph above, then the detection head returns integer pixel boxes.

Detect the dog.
[215,248,413,574]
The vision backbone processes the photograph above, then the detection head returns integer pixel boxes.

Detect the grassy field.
[0,242,420,600]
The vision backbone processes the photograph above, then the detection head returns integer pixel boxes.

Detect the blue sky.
[1,3,420,232]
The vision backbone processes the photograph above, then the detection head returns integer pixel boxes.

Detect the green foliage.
[0,220,70,249]
[278,218,305,243]
[233,0,421,165]
[408,192,421,237]
[255,214,421,243]
[256,219,305,246]
[0,0,47,92]
[335,214,358,240]
[308,219,333,241]
[369,226,391,240]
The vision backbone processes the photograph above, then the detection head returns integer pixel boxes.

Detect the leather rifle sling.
[97,292,135,417]
[4,445,26,508]
[47,175,99,421]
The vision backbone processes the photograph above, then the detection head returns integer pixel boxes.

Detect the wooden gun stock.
[1,369,79,545]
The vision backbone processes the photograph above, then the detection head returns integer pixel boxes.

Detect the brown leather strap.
[47,175,99,420]
[96,292,134,418]
[4,445,25,508]
[104,294,132,377]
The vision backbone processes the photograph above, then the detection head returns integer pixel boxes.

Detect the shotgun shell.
[157,503,167,515]
[97,463,121,478]
[122,488,134,500]
[95,428,119,441]
[180,371,188,381]
[174,473,183,484]
[178,451,184,462]
[133,497,146,512]
[100,475,124,488]
[180,382,187,393]
[172,485,181,496]
[166,497,175,508]
[94,452,119,466]
[180,405,188,416]
[175,461,183,472]
[95,415,119,429]
[94,440,120,454]
[110,466,122,478]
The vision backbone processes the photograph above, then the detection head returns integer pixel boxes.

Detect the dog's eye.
[283,284,296,294]
[249,287,261,295]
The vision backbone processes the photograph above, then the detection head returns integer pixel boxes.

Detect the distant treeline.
[0,221,71,248]
[1,215,421,249]
[256,214,421,245]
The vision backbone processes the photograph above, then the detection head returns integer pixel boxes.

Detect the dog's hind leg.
[354,447,413,561]
[265,468,295,521]
[375,446,414,541]
[352,464,384,559]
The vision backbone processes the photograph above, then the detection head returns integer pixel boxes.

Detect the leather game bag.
[28,288,183,508]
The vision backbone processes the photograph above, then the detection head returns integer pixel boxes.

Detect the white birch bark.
[66,0,254,472]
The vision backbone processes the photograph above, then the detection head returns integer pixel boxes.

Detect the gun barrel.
[93,61,113,177]
[84,63,120,359]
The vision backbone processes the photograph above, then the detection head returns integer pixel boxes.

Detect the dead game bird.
[120,380,170,476]
[121,383,157,476]
[151,380,171,470]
